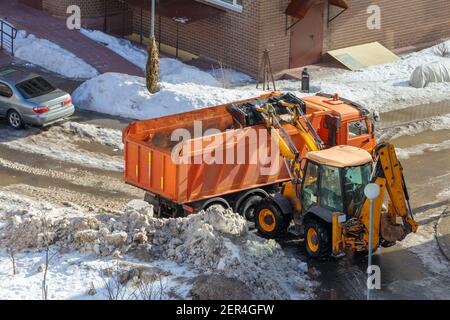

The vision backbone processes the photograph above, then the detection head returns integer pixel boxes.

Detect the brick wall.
[18,0,43,10]
[325,0,450,51]
[42,0,127,17]
[257,0,291,76]
[131,0,261,76]
[41,0,131,35]
[36,0,450,76]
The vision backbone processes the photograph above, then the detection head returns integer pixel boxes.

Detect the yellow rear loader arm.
[333,143,418,256]
[255,101,323,209]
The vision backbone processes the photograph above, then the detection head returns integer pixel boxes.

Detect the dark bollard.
[301,67,310,93]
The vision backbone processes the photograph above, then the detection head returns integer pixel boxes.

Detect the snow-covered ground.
[0,193,316,300]
[72,37,450,120]
[0,19,99,79]
[271,41,450,113]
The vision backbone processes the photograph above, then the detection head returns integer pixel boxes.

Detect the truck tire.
[7,110,24,129]
[254,199,288,239]
[239,195,263,221]
[304,217,331,260]
[202,198,230,212]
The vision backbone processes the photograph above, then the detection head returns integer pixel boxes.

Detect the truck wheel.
[239,195,263,221]
[254,199,287,239]
[7,110,24,129]
[304,217,331,260]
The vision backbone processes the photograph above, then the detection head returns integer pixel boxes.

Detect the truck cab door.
[323,115,340,147]
[345,118,374,152]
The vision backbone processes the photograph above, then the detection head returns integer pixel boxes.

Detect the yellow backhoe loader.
[253,102,418,259]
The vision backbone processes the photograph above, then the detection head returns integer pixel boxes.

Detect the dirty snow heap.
[0,192,316,299]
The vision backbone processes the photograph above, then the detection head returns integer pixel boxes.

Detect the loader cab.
[301,146,373,217]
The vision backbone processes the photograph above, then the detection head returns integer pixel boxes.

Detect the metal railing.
[0,20,18,56]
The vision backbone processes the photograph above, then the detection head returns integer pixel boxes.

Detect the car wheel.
[7,110,24,129]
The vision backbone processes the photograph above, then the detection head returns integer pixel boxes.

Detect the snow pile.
[0,193,316,299]
[410,61,450,88]
[159,58,219,86]
[72,72,262,119]
[12,30,98,79]
[80,29,252,86]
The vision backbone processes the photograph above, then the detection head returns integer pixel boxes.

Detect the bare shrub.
[102,260,133,300]
[133,275,167,300]
[3,220,29,275]
[434,43,450,58]
[101,260,168,300]
[211,61,230,89]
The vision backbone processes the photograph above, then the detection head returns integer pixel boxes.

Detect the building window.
[206,0,243,12]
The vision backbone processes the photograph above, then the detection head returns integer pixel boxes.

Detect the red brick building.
[20,0,450,77]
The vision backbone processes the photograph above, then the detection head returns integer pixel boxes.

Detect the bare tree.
[146,35,160,94]
[40,216,57,300]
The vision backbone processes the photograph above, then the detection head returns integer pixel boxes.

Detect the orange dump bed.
[123,93,325,204]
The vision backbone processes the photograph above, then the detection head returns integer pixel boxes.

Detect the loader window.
[319,166,343,212]
[348,120,368,138]
[302,162,319,210]
[343,163,372,216]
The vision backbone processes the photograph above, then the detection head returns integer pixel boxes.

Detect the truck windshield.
[343,163,372,216]
[16,76,55,99]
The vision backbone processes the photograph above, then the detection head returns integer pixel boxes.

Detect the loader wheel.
[254,199,288,239]
[304,217,331,260]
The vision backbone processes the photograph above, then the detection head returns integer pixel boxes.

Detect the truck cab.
[301,94,377,154]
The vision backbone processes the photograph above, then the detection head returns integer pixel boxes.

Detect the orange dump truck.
[123,92,377,218]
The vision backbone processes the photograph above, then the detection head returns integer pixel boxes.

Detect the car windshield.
[16,76,55,99]
[343,163,372,216]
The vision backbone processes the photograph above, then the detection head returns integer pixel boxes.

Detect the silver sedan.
[0,66,75,129]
